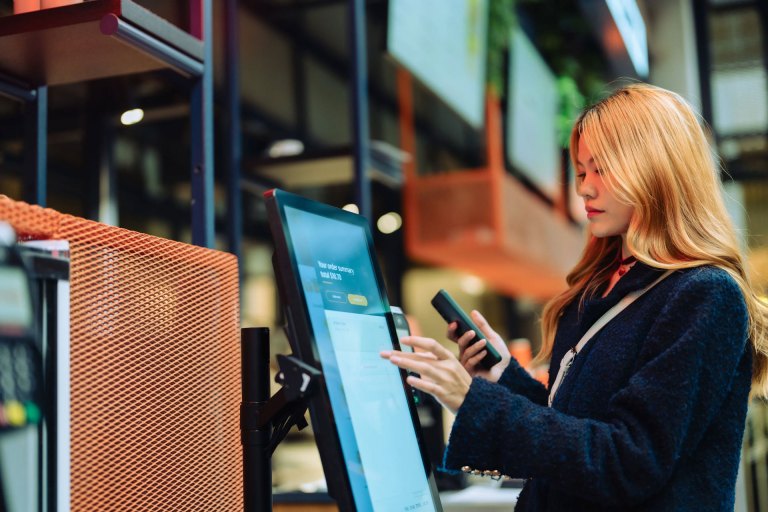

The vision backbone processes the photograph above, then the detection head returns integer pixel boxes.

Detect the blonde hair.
[535,83,768,398]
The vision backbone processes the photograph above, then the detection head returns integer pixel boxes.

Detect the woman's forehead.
[576,136,596,166]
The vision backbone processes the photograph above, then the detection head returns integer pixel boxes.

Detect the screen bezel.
[264,188,443,511]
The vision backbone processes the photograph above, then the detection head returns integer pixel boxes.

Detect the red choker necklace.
[617,255,637,276]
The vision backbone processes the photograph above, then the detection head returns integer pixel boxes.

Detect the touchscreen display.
[283,204,438,512]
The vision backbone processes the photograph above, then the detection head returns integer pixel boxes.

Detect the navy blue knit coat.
[443,264,753,511]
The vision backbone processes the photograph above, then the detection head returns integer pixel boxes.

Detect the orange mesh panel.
[0,197,243,511]
[0,195,61,239]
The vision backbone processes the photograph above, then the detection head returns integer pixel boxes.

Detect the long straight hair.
[534,83,768,398]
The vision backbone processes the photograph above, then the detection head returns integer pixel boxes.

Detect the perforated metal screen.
[0,196,243,511]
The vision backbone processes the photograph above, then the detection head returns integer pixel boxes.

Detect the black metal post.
[348,0,372,222]
[225,0,243,267]
[23,86,47,207]
[241,327,272,512]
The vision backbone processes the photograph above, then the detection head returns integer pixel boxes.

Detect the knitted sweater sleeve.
[443,269,749,506]
[495,357,549,406]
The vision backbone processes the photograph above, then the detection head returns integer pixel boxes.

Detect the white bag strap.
[548,270,674,407]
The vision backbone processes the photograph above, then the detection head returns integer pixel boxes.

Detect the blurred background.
[0,0,766,510]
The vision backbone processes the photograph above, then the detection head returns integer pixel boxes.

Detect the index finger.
[401,336,455,360]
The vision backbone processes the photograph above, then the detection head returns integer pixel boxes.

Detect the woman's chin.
[588,226,621,239]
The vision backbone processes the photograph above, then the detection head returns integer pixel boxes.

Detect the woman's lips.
[586,208,604,218]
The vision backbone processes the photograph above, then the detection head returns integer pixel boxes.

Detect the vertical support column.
[42,277,59,512]
[224,0,243,267]
[647,0,702,110]
[348,0,372,222]
[757,0,768,98]
[485,93,506,241]
[241,327,272,512]
[191,0,215,248]
[291,0,308,142]
[691,0,714,127]
[24,86,47,207]
[397,68,418,256]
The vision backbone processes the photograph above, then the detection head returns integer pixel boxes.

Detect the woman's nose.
[577,176,596,199]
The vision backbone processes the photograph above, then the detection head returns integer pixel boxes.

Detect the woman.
[382,83,768,511]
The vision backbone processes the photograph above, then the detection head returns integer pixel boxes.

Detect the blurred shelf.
[0,0,203,86]
[398,83,583,301]
[405,169,584,301]
[250,143,407,189]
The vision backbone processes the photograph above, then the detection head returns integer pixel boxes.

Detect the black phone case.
[430,289,502,369]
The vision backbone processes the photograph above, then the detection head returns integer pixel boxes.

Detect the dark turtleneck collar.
[589,261,667,305]
[559,261,668,346]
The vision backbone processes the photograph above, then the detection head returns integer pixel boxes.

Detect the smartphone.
[390,305,421,403]
[430,289,502,369]
[390,306,413,353]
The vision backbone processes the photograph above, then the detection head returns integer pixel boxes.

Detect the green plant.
[486,0,517,95]
[557,75,585,148]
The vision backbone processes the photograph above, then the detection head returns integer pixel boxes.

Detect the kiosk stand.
[240,327,320,512]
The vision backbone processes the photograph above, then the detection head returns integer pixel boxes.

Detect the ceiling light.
[267,139,304,158]
[460,275,485,296]
[377,212,402,234]
[342,204,360,214]
[120,108,144,126]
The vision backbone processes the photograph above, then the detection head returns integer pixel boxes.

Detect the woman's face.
[576,136,634,239]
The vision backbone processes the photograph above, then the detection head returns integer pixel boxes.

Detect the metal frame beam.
[190,0,215,248]
[0,72,36,102]
[0,71,47,206]
[99,14,204,78]
[348,0,371,221]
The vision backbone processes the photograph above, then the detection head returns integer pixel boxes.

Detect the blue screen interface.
[284,205,437,512]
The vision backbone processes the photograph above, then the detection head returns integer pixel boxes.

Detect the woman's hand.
[381,336,472,414]
[447,310,511,383]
